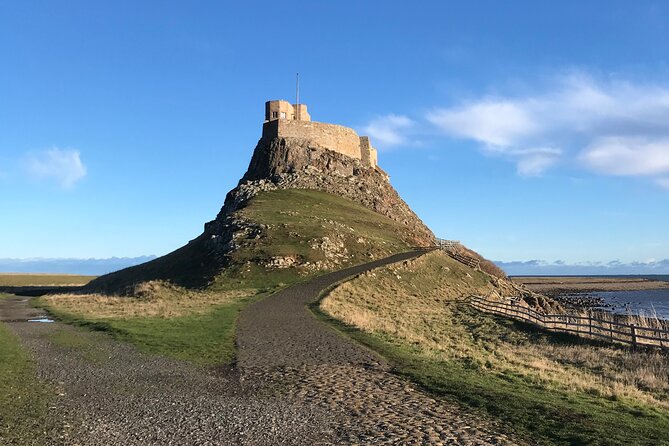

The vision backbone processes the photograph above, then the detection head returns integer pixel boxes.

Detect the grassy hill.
[40,189,418,365]
[209,189,418,290]
[319,251,669,445]
[87,189,417,294]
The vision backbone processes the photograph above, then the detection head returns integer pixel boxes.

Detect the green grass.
[89,300,251,365]
[209,189,414,290]
[39,293,264,366]
[40,189,416,366]
[88,189,415,293]
[0,274,95,287]
[0,322,57,444]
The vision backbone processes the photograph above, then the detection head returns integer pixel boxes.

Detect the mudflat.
[514,276,669,295]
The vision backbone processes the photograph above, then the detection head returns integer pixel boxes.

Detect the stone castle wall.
[263,119,362,160]
[360,137,378,168]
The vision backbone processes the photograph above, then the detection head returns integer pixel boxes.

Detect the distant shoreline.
[513,275,669,296]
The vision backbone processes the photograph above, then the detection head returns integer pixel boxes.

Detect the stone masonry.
[264,100,378,169]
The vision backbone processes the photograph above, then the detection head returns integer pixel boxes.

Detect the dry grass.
[321,251,669,410]
[0,273,95,287]
[458,245,508,279]
[41,281,256,320]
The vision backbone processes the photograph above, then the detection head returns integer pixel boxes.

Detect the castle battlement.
[262,100,378,169]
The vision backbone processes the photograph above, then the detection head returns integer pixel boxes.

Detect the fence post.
[609,322,614,341]
[588,314,592,337]
[631,324,637,347]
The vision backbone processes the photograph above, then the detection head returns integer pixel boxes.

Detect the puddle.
[28,318,54,323]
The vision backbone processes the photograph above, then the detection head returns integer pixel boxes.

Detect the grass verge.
[0,322,58,444]
[37,283,265,366]
[317,251,669,446]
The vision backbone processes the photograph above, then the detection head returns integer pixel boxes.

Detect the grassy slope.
[318,251,669,446]
[0,274,95,287]
[41,190,414,366]
[0,296,57,444]
[210,189,415,290]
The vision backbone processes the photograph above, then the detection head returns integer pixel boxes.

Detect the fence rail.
[471,295,669,350]
[436,239,481,269]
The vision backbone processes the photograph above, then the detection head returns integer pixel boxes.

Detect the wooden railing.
[471,295,669,349]
[436,239,481,269]
[448,253,480,269]
[436,239,460,250]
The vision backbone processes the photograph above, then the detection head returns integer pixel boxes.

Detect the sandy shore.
[513,276,669,296]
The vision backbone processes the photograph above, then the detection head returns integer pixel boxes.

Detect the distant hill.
[497,259,669,276]
[0,256,156,275]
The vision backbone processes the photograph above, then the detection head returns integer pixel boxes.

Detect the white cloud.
[26,148,87,188]
[581,137,669,176]
[514,148,562,176]
[427,100,537,147]
[425,73,669,183]
[362,114,414,148]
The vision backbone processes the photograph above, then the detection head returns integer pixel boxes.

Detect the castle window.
[272,111,278,119]
[280,112,286,119]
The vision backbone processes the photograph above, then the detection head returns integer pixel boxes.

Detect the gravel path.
[237,250,424,369]
[2,297,336,445]
[2,252,520,445]
[238,251,519,445]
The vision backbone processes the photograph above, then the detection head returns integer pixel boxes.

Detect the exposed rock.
[208,136,435,248]
[195,136,435,278]
[86,135,435,293]
[265,256,299,269]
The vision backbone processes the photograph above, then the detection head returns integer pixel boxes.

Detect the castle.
[262,100,379,169]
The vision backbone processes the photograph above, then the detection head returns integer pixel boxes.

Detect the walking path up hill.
[2,252,518,445]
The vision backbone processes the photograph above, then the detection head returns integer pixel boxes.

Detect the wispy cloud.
[424,73,669,182]
[362,114,414,148]
[580,137,669,176]
[656,177,669,189]
[428,101,538,147]
[25,148,87,188]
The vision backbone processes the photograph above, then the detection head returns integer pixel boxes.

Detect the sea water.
[591,288,669,320]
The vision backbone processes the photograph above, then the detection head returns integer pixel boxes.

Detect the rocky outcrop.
[87,135,435,293]
[206,137,435,247]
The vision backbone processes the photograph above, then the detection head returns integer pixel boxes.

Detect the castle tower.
[262,99,381,172]
[265,100,311,122]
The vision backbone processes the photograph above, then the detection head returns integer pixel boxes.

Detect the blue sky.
[2,1,669,274]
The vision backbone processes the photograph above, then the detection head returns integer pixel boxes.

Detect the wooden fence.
[436,239,481,269]
[436,239,460,250]
[471,295,669,350]
[448,252,480,269]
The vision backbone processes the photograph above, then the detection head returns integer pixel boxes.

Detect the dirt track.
[2,252,519,445]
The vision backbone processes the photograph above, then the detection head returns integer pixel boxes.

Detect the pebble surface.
[2,252,521,445]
